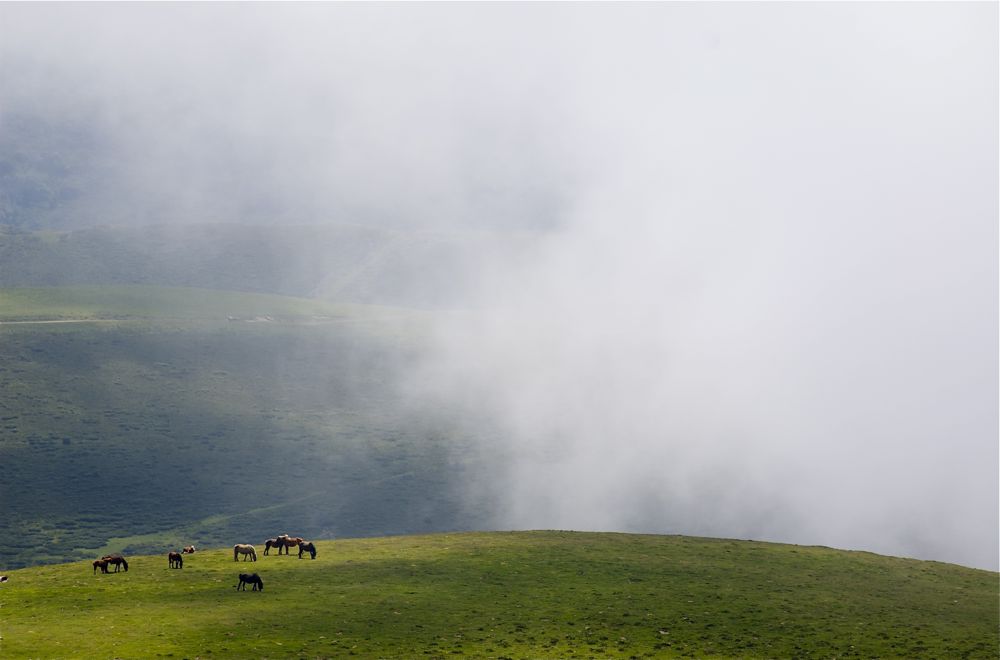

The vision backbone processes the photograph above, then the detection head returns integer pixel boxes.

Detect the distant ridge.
[0,223,532,309]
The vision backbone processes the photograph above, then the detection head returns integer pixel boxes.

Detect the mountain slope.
[0,286,489,569]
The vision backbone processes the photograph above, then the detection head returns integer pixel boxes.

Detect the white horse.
[233,544,257,562]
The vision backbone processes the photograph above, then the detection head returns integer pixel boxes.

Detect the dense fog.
[1,3,996,569]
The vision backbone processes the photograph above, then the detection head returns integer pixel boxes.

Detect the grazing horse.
[182,545,196,554]
[277,535,305,555]
[168,551,183,569]
[236,573,263,591]
[93,559,109,574]
[298,541,317,559]
[102,555,129,572]
[263,538,281,556]
[233,544,257,562]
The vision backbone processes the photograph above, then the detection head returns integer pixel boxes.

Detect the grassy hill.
[0,285,493,569]
[0,531,996,658]
[0,223,529,309]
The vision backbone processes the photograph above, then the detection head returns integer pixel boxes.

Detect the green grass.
[0,285,415,322]
[0,531,996,659]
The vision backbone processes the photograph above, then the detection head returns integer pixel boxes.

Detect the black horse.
[298,541,317,559]
[236,573,264,591]
[168,551,183,569]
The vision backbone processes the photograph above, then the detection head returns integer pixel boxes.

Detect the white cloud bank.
[1,2,996,569]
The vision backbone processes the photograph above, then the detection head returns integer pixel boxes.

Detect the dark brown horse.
[93,559,109,574]
[102,554,129,572]
[236,573,263,591]
[263,538,281,556]
[298,541,317,559]
[168,551,183,569]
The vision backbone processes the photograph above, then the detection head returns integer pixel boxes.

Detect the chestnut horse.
[102,554,128,572]
[93,559,109,574]
[277,535,305,555]
[182,545,196,554]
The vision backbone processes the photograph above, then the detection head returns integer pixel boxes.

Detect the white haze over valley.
[1,3,996,570]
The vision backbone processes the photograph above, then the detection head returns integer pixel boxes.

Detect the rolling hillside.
[0,223,531,309]
[0,286,492,569]
[0,531,996,658]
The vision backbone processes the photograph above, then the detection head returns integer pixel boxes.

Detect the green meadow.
[0,532,996,659]
[0,285,405,323]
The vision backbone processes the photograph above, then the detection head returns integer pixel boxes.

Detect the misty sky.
[1,3,997,570]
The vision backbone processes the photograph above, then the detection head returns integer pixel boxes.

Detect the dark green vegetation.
[0,532,996,659]
[0,285,491,569]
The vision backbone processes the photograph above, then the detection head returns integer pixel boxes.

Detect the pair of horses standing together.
[92,554,128,574]
[264,535,316,559]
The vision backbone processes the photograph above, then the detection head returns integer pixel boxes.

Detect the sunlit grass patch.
[0,532,995,658]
